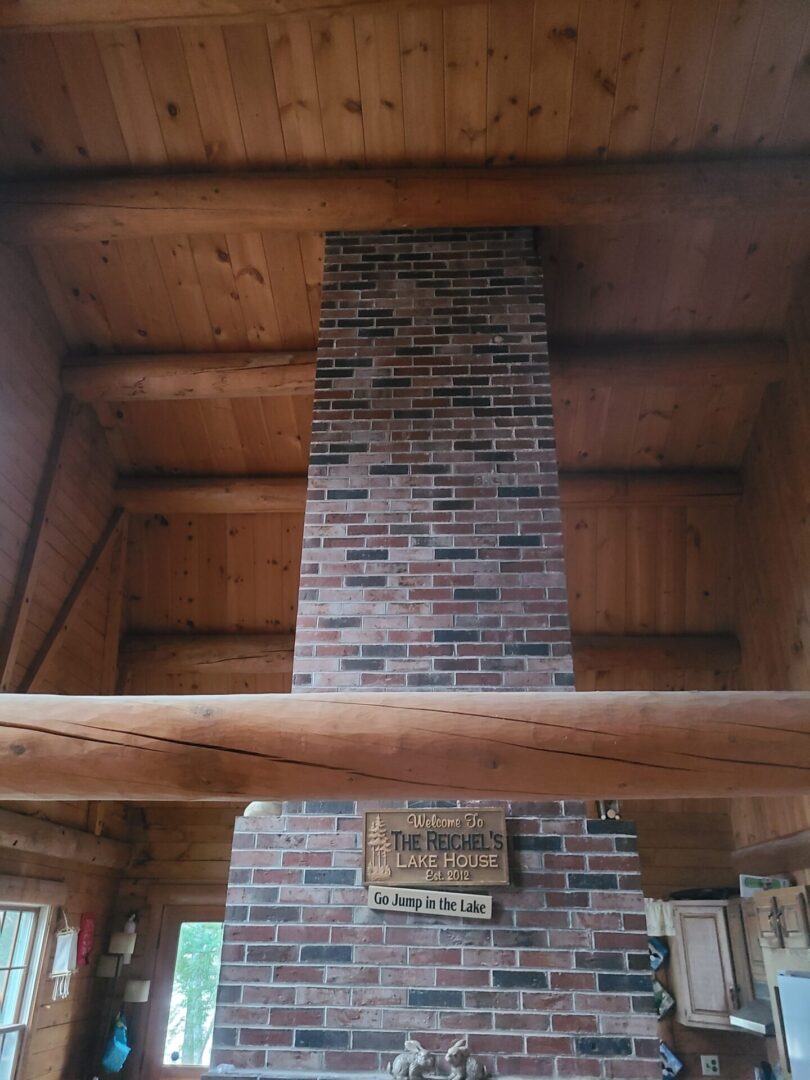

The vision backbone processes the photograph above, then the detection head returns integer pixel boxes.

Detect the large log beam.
[63,351,317,402]
[116,475,306,515]
[120,632,295,676]
[560,470,742,506]
[0,692,808,801]
[118,631,740,679]
[114,471,740,515]
[552,339,787,388]
[0,0,473,33]
[574,635,741,671]
[0,160,806,244]
[62,340,785,403]
[0,807,131,869]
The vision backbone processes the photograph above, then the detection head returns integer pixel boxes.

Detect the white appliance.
[778,970,810,1079]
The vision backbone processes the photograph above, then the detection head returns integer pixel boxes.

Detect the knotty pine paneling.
[563,503,736,638]
[123,512,303,694]
[731,279,810,850]
[0,1,807,178]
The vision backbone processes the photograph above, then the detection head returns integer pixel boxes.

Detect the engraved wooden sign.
[363,807,509,887]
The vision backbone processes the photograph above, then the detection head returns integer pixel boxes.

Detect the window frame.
[0,902,51,1080]
[142,903,224,1080]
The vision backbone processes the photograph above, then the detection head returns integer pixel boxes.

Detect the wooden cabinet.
[671,902,741,1029]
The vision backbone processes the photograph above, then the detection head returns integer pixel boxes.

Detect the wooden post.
[0,691,808,801]
[0,397,74,691]
[20,508,125,692]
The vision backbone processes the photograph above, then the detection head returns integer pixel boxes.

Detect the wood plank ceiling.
[1,0,809,693]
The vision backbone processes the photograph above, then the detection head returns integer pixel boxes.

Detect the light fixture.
[123,979,150,1003]
[96,955,119,979]
[108,932,137,966]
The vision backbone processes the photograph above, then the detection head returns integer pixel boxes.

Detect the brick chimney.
[209,230,656,1079]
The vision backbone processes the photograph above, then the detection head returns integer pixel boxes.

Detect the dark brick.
[408,989,463,1008]
[568,873,619,890]
[303,869,357,885]
[294,1030,350,1049]
[598,973,653,993]
[492,970,549,989]
[300,945,353,963]
[510,835,563,852]
[575,1037,633,1057]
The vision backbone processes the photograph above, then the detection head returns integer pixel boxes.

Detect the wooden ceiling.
[1,0,808,696]
[2,0,808,352]
[1,0,807,175]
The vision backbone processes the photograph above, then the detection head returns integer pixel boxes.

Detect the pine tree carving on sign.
[366,814,392,881]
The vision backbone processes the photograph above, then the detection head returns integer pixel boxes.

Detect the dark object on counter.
[669,887,740,901]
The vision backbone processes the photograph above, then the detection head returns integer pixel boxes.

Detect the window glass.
[0,905,48,1080]
[162,922,223,1068]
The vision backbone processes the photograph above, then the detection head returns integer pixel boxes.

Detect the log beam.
[62,340,785,403]
[0,806,131,869]
[19,508,125,693]
[114,471,739,515]
[552,339,787,388]
[559,470,742,506]
[118,631,740,679]
[0,160,806,244]
[116,475,306,515]
[63,351,317,402]
[0,397,74,691]
[120,632,295,676]
[574,635,741,671]
[0,0,474,33]
[0,691,808,801]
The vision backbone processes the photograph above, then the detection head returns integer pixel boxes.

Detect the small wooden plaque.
[363,807,509,888]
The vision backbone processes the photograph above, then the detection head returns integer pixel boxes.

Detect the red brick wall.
[213,803,655,1078]
[293,229,573,691]
[208,230,656,1079]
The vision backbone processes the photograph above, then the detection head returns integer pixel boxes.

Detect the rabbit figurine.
[444,1038,487,1080]
[388,1040,436,1080]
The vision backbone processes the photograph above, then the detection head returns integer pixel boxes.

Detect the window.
[163,922,223,1068]
[144,903,224,1080]
[0,906,48,1080]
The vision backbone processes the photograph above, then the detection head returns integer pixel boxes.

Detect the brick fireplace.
[207,230,656,1079]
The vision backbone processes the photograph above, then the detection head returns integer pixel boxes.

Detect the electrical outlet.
[701,1056,720,1077]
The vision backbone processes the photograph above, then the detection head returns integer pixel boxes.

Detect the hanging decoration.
[101,1012,131,1073]
[77,913,95,967]
[49,911,78,1001]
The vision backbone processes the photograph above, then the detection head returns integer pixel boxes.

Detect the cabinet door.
[741,898,767,984]
[773,885,810,948]
[673,904,736,1029]
[753,892,782,947]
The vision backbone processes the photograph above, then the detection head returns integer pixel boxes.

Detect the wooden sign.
[363,807,509,887]
[368,885,492,920]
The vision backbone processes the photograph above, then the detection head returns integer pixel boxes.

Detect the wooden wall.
[0,242,120,696]
[731,278,810,852]
[0,245,62,632]
[0,245,132,1078]
[0,802,130,1080]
